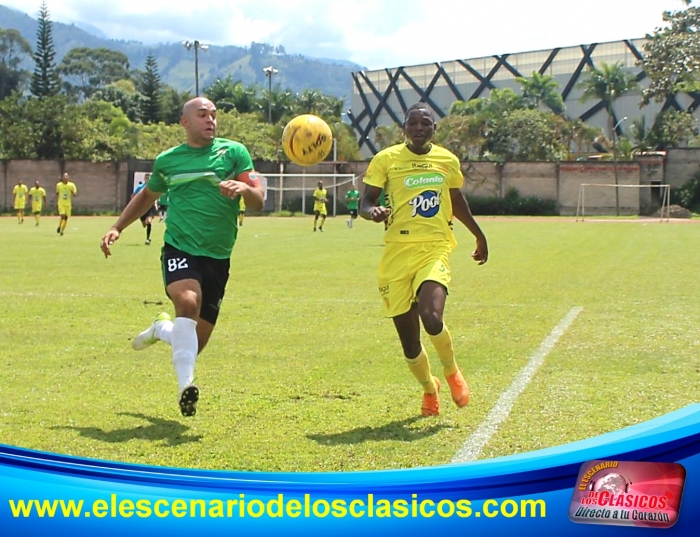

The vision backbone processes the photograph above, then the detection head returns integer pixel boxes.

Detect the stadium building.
[347,38,698,158]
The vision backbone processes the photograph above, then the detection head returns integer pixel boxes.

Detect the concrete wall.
[1,160,126,214]
[665,148,700,188]
[2,150,699,216]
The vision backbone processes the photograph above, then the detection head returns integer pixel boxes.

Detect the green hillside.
[0,4,362,99]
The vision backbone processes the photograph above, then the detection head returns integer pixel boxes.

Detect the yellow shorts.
[377,241,452,317]
[314,203,327,216]
[14,201,25,210]
[58,203,72,217]
[32,203,43,213]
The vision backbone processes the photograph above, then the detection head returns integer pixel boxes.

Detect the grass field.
[1,214,699,472]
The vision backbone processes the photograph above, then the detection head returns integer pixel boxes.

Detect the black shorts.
[158,204,168,212]
[349,209,358,218]
[140,205,158,221]
[161,243,230,325]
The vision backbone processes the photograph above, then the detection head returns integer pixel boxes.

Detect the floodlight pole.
[262,66,278,123]
[182,40,209,96]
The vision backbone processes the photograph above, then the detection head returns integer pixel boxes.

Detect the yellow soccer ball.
[282,114,333,166]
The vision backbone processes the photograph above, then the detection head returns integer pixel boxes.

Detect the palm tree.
[205,76,258,114]
[578,61,639,214]
[516,71,565,114]
[577,61,639,142]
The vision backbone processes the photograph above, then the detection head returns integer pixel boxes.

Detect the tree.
[0,93,36,158]
[30,2,61,98]
[374,123,404,149]
[0,28,33,98]
[258,86,294,124]
[139,54,162,124]
[578,61,640,214]
[516,71,565,114]
[485,109,568,161]
[577,61,640,141]
[331,121,362,161]
[205,76,258,114]
[641,0,700,104]
[58,47,131,100]
[160,86,192,124]
[291,90,345,122]
[647,109,698,149]
[70,100,137,160]
[92,80,143,122]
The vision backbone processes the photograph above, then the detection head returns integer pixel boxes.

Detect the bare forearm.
[111,192,157,232]
[452,190,485,240]
[241,186,265,211]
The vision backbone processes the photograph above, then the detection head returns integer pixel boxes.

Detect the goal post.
[575,183,671,222]
[262,171,358,216]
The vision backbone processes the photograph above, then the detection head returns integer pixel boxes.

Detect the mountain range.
[0,4,364,100]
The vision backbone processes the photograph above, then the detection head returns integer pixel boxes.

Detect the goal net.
[575,183,671,221]
[261,171,360,216]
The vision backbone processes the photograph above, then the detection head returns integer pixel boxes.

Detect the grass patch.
[1,215,699,471]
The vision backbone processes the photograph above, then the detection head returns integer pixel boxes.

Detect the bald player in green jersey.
[100,97,266,417]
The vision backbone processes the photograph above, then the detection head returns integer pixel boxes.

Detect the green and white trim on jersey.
[148,138,254,259]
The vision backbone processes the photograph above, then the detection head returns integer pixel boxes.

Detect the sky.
[0,0,691,70]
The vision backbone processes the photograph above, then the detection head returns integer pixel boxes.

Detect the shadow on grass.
[307,416,448,445]
[51,412,202,446]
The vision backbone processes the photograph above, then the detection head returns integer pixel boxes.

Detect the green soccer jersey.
[148,138,253,259]
[345,189,359,210]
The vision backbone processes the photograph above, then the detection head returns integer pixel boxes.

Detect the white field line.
[452,306,584,463]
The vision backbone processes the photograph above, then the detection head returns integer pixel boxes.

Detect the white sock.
[170,317,198,391]
[155,319,174,345]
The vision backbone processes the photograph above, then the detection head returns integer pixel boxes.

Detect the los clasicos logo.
[568,460,685,529]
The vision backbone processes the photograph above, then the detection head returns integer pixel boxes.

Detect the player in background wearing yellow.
[238,196,246,227]
[55,172,77,236]
[13,179,28,224]
[28,181,47,226]
[313,180,328,232]
[360,103,488,417]
[345,184,360,228]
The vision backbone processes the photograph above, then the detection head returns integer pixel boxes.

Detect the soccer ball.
[282,114,333,166]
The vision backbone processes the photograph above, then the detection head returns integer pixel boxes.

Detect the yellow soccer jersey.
[56,181,77,203]
[363,143,463,243]
[13,184,28,206]
[313,188,327,209]
[29,186,46,207]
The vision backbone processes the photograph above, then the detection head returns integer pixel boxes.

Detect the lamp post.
[612,116,628,216]
[182,40,209,96]
[262,66,278,123]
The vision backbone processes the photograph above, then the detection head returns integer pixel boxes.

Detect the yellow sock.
[429,324,458,377]
[405,346,437,393]
[61,220,67,232]
[35,214,39,225]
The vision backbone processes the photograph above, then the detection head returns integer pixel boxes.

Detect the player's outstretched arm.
[100,187,160,258]
[360,185,390,223]
[450,188,488,265]
[220,171,265,211]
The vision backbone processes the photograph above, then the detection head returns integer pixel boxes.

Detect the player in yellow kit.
[13,180,28,223]
[360,103,488,417]
[28,181,47,226]
[238,195,246,227]
[55,172,77,236]
[312,180,327,232]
